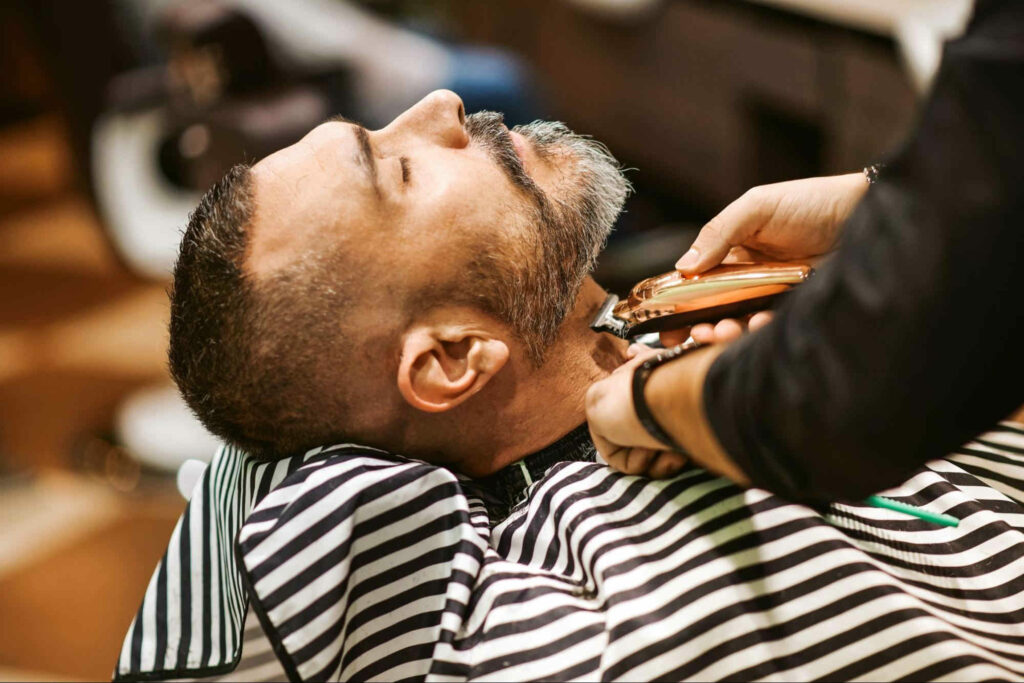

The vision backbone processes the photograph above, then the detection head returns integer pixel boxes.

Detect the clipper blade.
[590,262,813,340]
[589,294,628,338]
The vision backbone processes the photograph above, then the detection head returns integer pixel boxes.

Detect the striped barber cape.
[115,423,1024,682]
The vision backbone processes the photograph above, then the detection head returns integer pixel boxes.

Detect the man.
[117,92,1024,682]
[168,88,632,478]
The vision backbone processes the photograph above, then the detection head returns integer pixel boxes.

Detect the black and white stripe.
[113,443,391,681]
[117,423,1024,681]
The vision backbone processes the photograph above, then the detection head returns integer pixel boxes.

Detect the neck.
[401,278,628,477]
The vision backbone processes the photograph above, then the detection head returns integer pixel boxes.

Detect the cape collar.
[471,423,596,520]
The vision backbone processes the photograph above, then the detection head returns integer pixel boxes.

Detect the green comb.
[866,495,959,527]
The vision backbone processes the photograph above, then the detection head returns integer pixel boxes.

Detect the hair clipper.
[590,261,814,339]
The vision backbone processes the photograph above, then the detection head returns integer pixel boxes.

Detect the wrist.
[844,170,870,187]
[645,345,750,485]
[645,345,718,447]
[632,343,703,451]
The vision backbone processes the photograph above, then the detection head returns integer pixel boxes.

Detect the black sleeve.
[702,0,1024,502]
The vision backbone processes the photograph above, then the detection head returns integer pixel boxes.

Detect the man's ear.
[397,323,510,413]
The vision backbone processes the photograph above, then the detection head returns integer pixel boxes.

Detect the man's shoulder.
[271,442,464,491]
[239,445,469,541]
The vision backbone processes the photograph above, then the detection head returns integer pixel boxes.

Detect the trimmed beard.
[461,112,631,363]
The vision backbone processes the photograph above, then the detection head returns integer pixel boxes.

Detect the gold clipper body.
[590,262,814,339]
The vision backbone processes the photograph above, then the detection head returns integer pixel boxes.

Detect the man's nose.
[380,90,469,148]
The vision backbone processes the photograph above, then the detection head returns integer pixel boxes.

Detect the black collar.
[472,423,596,522]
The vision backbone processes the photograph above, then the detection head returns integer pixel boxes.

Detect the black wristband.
[631,341,704,453]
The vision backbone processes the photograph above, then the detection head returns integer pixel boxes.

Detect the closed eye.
[400,156,410,184]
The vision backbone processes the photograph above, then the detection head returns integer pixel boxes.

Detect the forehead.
[256,120,359,181]
[246,122,375,276]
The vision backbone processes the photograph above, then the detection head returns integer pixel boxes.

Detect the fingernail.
[676,248,699,271]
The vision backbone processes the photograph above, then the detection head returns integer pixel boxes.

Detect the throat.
[453,326,626,477]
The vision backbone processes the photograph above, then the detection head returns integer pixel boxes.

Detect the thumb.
[677,189,768,274]
[676,226,733,275]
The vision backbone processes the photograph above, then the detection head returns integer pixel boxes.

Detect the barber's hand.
[586,344,689,479]
[677,173,867,274]
[662,173,868,347]
[660,311,774,347]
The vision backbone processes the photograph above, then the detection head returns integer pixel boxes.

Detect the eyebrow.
[352,125,381,199]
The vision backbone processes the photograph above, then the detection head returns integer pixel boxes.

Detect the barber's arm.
[588,0,1024,502]
[589,171,872,481]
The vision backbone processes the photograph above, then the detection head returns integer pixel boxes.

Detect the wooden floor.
[0,116,186,681]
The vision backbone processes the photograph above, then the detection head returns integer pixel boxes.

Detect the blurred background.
[0,0,967,679]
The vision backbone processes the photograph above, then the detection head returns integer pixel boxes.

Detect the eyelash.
[400,156,410,183]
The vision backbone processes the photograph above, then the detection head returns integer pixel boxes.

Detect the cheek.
[401,150,540,268]
[422,163,518,235]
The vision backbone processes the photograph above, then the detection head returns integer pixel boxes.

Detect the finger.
[648,452,688,479]
[628,344,659,362]
[589,429,622,468]
[585,379,606,412]
[676,189,769,275]
[623,447,657,475]
[690,323,716,344]
[601,446,628,472]
[660,328,691,347]
[749,310,774,331]
[723,245,774,264]
[714,318,745,342]
[614,345,660,375]
[722,246,757,264]
[612,351,652,375]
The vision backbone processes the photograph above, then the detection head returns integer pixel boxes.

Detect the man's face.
[247,89,628,359]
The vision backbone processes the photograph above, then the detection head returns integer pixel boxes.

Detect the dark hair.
[169,164,367,459]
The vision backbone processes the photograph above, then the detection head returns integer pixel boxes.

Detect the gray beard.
[463,112,631,361]
[513,119,632,281]
[465,112,631,266]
